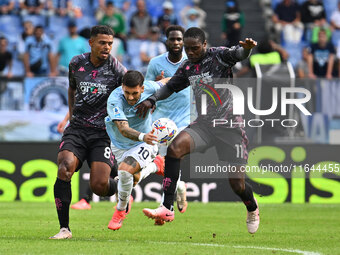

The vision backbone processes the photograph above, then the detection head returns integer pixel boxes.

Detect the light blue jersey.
[145,52,194,129]
[105,80,160,149]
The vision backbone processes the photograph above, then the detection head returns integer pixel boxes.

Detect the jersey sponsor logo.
[91,70,98,79]
[78,66,85,72]
[79,81,108,94]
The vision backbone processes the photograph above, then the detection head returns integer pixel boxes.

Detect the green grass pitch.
[0,202,339,255]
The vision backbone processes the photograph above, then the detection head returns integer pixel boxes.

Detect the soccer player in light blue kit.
[145,25,194,220]
[106,70,169,230]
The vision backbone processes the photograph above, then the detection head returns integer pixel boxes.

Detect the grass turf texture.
[0,202,339,255]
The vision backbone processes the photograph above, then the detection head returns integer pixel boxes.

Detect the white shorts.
[111,142,158,169]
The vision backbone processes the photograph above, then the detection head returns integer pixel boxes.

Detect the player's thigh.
[168,124,210,158]
[90,161,112,187]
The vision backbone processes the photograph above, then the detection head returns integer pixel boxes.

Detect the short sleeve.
[107,90,127,121]
[145,59,157,80]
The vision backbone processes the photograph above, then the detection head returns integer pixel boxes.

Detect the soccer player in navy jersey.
[138,27,260,234]
[50,25,127,239]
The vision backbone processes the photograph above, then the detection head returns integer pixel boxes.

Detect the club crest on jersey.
[91,70,98,79]
[90,86,98,93]
[78,66,85,72]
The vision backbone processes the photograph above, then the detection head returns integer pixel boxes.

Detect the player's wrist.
[147,96,156,106]
[138,132,145,142]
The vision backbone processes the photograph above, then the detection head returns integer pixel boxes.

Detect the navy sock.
[238,182,257,212]
[162,156,181,210]
[54,178,71,230]
[106,177,118,196]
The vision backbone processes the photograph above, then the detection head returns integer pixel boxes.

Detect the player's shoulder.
[70,52,90,65]
[108,86,123,101]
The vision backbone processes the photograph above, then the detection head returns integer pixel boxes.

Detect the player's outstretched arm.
[115,120,157,145]
[135,85,174,118]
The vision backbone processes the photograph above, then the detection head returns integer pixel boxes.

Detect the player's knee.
[229,178,245,195]
[57,159,75,181]
[90,180,107,196]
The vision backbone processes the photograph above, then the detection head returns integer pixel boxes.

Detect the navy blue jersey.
[166,46,249,127]
[69,53,127,129]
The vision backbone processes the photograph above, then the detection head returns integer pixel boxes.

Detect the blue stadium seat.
[75,15,97,31]
[126,39,143,70]
[46,16,69,43]
[283,41,304,68]
[145,0,164,18]
[0,15,21,34]
[22,15,46,27]
[324,0,338,21]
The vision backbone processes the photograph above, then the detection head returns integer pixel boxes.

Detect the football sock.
[162,156,180,210]
[83,186,92,203]
[137,162,157,184]
[117,170,133,211]
[160,171,181,205]
[54,178,71,230]
[107,177,118,196]
[237,182,257,212]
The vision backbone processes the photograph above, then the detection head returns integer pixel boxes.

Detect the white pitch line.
[148,241,322,255]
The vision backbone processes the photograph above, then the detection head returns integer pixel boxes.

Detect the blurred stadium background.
[0,0,340,254]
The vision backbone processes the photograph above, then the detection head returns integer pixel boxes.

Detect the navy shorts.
[183,122,249,164]
[59,125,116,172]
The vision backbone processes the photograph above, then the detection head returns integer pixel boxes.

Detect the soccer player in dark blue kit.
[138,27,260,234]
[50,25,127,239]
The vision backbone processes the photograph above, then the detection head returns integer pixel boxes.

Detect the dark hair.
[165,25,185,38]
[183,27,205,43]
[90,25,114,38]
[122,70,144,87]
[0,36,7,41]
[35,25,44,30]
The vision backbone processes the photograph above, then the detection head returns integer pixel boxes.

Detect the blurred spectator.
[180,0,206,28]
[19,0,45,16]
[272,0,303,43]
[0,37,13,78]
[307,29,335,79]
[221,1,244,47]
[129,0,152,40]
[300,0,327,29]
[139,26,166,73]
[17,20,35,59]
[157,1,178,41]
[337,40,340,77]
[235,37,288,77]
[0,0,15,15]
[99,2,126,48]
[46,0,73,17]
[110,37,125,62]
[23,25,56,77]
[56,20,88,75]
[297,47,309,78]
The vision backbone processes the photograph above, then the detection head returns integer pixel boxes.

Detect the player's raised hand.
[144,129,158,145]
[155,71,165,81]
[135,99,156,118]
[239,38,257,50]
